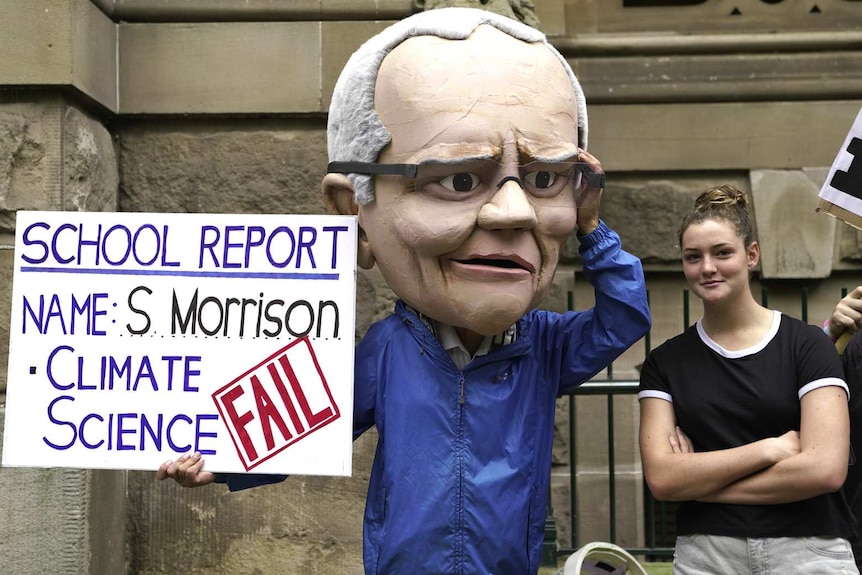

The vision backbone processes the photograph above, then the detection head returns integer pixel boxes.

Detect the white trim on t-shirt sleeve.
[798,377,850,401]
[638,390,673,403]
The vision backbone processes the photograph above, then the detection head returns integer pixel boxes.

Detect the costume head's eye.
[524,171,557,189]
[440,173,480,193]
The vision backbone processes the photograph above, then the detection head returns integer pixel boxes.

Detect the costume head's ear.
[322,173,376,270]
[322,173,358,216]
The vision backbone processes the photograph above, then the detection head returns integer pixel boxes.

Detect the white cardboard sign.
[818,107,862,230]
[2,211,357,476]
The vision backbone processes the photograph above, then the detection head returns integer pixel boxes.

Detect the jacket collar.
[395,301,529,367]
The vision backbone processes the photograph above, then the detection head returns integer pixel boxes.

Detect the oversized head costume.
[211,10,651,574]
[323,7,593,340]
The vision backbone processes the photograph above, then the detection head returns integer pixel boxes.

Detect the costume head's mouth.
[453,256,535,273]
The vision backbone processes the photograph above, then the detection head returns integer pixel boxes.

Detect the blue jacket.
[218,221,650,574]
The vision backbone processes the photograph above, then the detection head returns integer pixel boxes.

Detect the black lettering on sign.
[831,137,862,200]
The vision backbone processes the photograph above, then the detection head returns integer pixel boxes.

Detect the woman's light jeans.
[674,534,859,574]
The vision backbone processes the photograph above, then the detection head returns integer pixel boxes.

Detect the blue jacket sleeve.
[557,220,651,393]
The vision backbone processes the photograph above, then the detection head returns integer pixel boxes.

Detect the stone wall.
[1,0,861,573]
[0,91,123,573]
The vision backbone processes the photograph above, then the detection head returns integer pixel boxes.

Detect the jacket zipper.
[457,375,466,574]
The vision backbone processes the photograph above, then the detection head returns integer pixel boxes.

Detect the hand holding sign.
[826,286,862,353]
[156,452,215,487]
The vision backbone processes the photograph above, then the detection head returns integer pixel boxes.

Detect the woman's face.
[680,218,758,305]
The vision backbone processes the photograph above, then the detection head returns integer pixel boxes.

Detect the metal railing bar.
[608,394,617,543]
[569,394,578,551]
[568,381,639,395]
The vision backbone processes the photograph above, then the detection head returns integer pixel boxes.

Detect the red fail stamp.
[212,338,340,471]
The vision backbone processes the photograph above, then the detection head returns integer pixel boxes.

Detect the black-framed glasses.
[328,161,419,179]
[327,159,604,205]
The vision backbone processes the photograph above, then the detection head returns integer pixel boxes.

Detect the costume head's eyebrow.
[521,153,580,165]
[416,153,496,168]
[516,140,580,164]
[403,142,500,166]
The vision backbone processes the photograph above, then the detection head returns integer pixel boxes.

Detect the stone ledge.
[94,0,412,21]
[0,0,117,112]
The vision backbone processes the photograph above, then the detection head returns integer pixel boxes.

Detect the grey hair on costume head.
[327,6,588,205]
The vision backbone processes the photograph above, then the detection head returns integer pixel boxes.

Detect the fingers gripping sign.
[832,286,862,336]
[157,452,215,488]
[826,286,862,353]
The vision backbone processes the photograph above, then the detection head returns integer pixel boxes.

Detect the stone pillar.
[0,1,124,572]
[0,94,124,573]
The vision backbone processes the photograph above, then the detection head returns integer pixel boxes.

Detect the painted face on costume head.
[357,25,580,335]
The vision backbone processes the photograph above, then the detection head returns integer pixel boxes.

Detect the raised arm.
[574,152,649,344]
[639,397,799,501]
[554,151,650,391]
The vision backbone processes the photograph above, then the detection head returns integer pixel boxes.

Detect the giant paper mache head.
[323,7,589,336]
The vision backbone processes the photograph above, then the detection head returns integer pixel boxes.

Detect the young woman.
[638,185,858,574]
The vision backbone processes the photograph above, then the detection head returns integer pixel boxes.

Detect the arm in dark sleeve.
[213,473,288,492]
